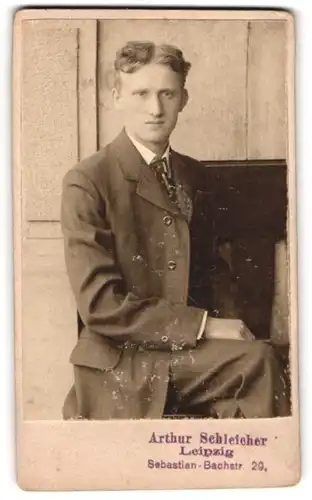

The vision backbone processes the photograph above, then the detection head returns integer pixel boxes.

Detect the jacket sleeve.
[61,168,206,352]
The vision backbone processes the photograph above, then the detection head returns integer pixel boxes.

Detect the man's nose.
[147,95,163,116]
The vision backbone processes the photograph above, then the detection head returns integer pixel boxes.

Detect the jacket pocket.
[69,337,122,371]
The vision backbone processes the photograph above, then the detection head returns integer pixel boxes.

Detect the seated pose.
[61,41,290,420]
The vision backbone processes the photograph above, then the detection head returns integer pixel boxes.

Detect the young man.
[61,41,289,419]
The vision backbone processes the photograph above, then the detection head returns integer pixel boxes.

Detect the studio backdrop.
[20,18,288,419]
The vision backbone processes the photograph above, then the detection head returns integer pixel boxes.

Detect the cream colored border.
[13,8,300,490]
[14,8,292,21]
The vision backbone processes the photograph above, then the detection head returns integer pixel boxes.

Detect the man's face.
[113,63,188,151]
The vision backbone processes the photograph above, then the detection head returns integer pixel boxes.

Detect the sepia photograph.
[13,8,299,490]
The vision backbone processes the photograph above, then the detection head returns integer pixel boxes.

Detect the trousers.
[62,339,290,420]
[167,339,289,418]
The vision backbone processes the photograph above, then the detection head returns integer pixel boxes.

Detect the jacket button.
[161,335,169,343]
[168,260,176,270]
[163,215,173,226]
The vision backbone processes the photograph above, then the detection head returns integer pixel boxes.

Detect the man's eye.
[134,91,148,97]
[162,90,174,98]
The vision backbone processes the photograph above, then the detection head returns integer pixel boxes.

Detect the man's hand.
[204,317,255,341]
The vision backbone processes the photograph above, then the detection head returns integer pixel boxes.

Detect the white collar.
[126,131,170,166]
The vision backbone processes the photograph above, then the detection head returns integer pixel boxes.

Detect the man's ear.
[179,88,189,112]
[112,87,122,110]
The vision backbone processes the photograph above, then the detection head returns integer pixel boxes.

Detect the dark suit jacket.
[61,129,211,417]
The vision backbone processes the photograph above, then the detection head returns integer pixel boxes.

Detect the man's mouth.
[145,121,165,125]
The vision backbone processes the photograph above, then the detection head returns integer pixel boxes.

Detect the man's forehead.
[118,63,182,88]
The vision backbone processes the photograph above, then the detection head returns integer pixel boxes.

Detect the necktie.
[150,156,178,205]
[150,155,193,221]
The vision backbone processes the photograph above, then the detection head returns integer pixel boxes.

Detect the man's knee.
[246,340,276,364]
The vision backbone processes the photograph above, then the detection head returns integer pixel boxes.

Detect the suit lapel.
[136,165,181,216]
[170,150,194,221]
[108,129,192,219]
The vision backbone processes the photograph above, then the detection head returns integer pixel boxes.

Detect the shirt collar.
[126,130,170,166]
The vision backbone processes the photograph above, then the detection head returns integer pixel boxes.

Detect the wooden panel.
[98,19,248,160]
[21,20,98,225]
[26,221,62,239]
[77,20,98,161]
[21,22,79,221]
[22,239,77,419]
[247,21,287,159]
[271,240,289,344]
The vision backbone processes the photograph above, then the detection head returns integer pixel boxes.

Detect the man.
[61,41,289,419]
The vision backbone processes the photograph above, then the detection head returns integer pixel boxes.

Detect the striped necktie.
[150,156,178,204]
[150,155,193,221]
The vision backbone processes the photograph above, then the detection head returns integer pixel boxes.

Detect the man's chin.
[140,131,170,145]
